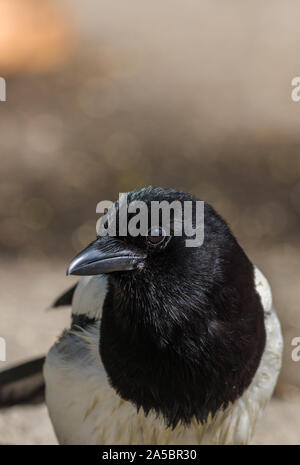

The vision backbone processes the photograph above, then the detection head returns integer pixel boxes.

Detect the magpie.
[0,187,283,444]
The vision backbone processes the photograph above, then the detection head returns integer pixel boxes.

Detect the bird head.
[67,187,202,281]
[67,187,266,428]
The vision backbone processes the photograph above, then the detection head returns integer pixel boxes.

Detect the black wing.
[51,283,78,308]
[0,357,45,407]
[0,284,79,408]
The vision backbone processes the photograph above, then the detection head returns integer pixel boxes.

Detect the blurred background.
[0,0,300,444]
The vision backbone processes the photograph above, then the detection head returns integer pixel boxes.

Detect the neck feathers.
[99,265,266,428]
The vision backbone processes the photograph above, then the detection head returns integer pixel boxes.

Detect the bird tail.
[0,356,45,408]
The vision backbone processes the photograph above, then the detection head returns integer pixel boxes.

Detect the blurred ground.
[1,0,300,444]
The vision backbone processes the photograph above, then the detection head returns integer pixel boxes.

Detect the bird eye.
[146,227,168,246]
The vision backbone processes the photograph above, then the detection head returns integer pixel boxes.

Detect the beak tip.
[66,265,73,276]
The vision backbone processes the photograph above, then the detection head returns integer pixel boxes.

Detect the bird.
[0,187,283,444]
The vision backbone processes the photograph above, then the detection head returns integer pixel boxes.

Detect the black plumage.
[96,188,266,428]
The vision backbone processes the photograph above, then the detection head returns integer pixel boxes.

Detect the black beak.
[67,237,147,276]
